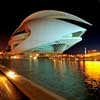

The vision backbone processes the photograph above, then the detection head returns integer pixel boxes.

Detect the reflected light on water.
[10,55,21,59]
[2,58,100,99]
[52,58,66,79]
[33,56,37,60]
[85,61,100,81]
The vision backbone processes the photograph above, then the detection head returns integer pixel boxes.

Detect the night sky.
[0,0,100,53]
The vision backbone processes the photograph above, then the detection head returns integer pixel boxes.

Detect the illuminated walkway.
[0,72,29,100]
[0,65,66,100]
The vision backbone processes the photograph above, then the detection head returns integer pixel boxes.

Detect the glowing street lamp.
[29,55,33,58]
[0,52,3,54]
[33,56,37,60]
[36,54,39,57]
[6,71,16,79]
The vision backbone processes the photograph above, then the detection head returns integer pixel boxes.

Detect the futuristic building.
[8,10,91,54]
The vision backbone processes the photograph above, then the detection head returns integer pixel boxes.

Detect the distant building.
[88,50,98,53]
[8,10,91,54]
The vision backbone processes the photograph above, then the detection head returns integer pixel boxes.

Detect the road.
[0,72,29,100]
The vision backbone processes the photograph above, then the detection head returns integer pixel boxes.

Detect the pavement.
[0,72,29,100]
[0,65,67,100]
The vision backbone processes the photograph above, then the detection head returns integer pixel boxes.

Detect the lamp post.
[84,47,87,55]
[84,47,87,61]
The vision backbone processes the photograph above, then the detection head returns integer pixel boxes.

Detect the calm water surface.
[0,58,100,100]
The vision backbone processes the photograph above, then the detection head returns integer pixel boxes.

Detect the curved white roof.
[14,10,92,34]
[9,10,92,54]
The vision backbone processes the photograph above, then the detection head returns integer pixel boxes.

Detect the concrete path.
[0,72,29,100]
[0,65,67,100]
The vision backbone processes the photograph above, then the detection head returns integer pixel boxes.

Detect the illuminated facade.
[8,10,91,54]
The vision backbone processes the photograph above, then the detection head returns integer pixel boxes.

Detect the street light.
[6,71,16,79]
[84,47,87,55]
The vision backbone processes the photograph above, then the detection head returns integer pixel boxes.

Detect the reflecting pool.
[0,58,100,100]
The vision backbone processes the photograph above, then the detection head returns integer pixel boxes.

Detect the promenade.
[0,65,66,100]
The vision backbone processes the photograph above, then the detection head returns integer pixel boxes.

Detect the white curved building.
[8,10,91,54]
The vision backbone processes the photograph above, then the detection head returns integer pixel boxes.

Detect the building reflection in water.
[53,58,100,99]
[1,57,100,100]
[51,58,88,100]
[53,58,66,80]
[52,58,85,80]
[29,57,39,79]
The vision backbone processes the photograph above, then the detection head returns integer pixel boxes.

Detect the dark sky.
[0,0,100,53]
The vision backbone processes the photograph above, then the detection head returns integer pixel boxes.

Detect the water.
[0,58,100,100]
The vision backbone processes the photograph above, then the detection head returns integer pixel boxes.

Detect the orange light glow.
[85,52,100,57]
[36,54,39,57]
[6,71,16,79]
[0,52,3,54]
[33,56,37,60]
[85,61,100,81]
[29,55,33,58]
[10,55,20,59]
